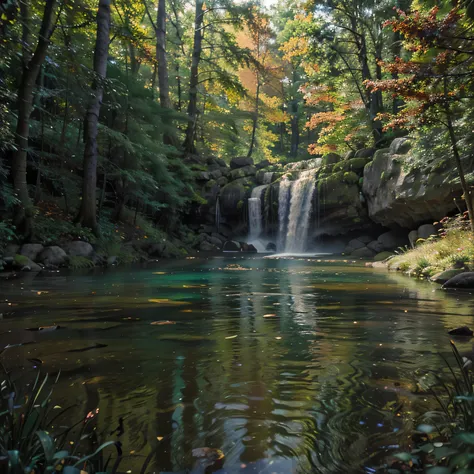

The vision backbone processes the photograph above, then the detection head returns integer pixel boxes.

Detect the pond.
[0,257,473,473]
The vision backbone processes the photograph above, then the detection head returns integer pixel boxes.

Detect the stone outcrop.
[362,141,472,228]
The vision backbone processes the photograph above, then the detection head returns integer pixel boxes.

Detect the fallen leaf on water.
[225,335,238,340]
[192,447,225,461]
[275,336,282,340]
[151,321,176,326]
[181,309,193,313]
[263,314,276,318]
[152,272,167,275]
[148,299,190,305]
[157,436,164,441]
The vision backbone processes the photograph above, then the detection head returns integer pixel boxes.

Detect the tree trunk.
[247,72,260,158]
[12,0,57,238]
[290,113,299,157]
[76,0,111,233]
[183,0,203,154]
[156,0,171,109]
[444,90,474,232]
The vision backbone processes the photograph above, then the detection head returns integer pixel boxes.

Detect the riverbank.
[375,214,474,285]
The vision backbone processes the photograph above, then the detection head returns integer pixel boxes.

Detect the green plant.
[69,256,95,269]
[0,221,16,250]
[0,368,122,474]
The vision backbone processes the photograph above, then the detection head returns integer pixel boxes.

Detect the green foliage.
[14,254,28,266]
[0,221,17,250]
[69,256,95,269]
[34,216,95,246]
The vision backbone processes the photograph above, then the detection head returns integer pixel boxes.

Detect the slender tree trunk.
[12,0,57,238]
[443,83,474,232]
[247,76,260,157]
[176,63,182,112]
[76,0,111,233]
[183,0,203,154]
[290,114,299,157]
[156,0,171,109]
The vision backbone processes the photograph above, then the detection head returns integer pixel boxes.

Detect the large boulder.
[354,148,376,159]
[321,153,341,165]
[223,241,240,251]
[367,240,385,253]
[230,156,254,169]
[220,179,249,217]
[199,241,218,251]
[256,159,271,170]
[389,137,412,155]
[37,246,68,266]
[431,269,464,284]
[417,224,437,240]
[229,165,256,180]
[20,244,44,261]
[63,241,94,257]
[362,142,472,228]
[3,244,20,258]
[345,238,366,254]
[443,272,474,290]
[377,231,408,250]
[374,251,394,262]
[408,230,419,248]
[351,247,376,258]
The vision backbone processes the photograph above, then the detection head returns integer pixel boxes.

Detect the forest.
[0,0,474,261]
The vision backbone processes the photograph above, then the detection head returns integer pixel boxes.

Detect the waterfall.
[285,170,316,253]
[277,178,292,251]
[248,185,267,241]
[215,196,221,233]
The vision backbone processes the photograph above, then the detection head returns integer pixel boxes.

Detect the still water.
[0,257,473,473]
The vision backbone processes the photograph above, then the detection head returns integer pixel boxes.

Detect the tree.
[12,0,59,238]
[365,5,474,231]
[76,0,111,233]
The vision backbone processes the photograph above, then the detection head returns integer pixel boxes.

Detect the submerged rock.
[443,272,474,290]
[448,326,474,337]
[431,269,464,284]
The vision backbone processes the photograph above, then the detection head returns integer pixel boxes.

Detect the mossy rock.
[333,161,351,173]
[343,171,359,184]
[347,157,370,173]
[14,254,29,267]
[318,164,334,175]
[321,153,341,166]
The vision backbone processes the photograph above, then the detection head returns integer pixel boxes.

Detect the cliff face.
[191,137,473,248]
[362,138,471,228]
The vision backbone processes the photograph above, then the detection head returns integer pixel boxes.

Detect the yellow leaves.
[280,36,310,62]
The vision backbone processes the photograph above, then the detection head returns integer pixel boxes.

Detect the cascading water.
[247,185,267,241]
[277,178,292,251]
[284,170,316,253]
[263,172,274,184]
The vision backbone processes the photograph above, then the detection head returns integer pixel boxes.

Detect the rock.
[220,179,249,217]
[354,147,376,159]
[63,241,94,257]
[372,261,388,269]
[344,151,355,160]
[3,256,14,266]
[408,230,419,248]
[215,158,227,168]
[367,240,385,253]
[417,224,437,240]
[216,176,228,186]
[443,272,474,290]
[357,235,373,244]
[107,256,118,265]
[20,258,42,272]
[196,171,210,181]
[246,244,257,253]
[208,236,223,247]
[38,246,68,266]
[199,241,218,251]
[229,165,256,180]
[345,239,366,253]
[431,269,464,283]
[448,326,473,336]
[20,243,44,261]
[210,169,222,180]
[266,242,277,252]
[377,231,408,251]
[223,241,240,251]
[256,159,271,169]
[351,247,376,258]
[321,153,341,165]
[91,253,107,266]
[230,156,254,169]
[389,137,412,155]
[374,251,394,261]
[362,144,470,228]
[211,233,226,243]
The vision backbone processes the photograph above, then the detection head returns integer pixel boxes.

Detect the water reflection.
[0,258,473,473]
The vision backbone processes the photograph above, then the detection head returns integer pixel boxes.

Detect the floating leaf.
[393,452,411,462]
[225,335,237,340]
[151,321,176,326]
[263,314,276,318]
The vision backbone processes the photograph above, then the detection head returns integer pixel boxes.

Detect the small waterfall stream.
[248,185,267,241]
[277,178,292,251]
[284,170,316,253]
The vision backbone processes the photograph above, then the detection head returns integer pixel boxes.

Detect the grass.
[387,214,473,278]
